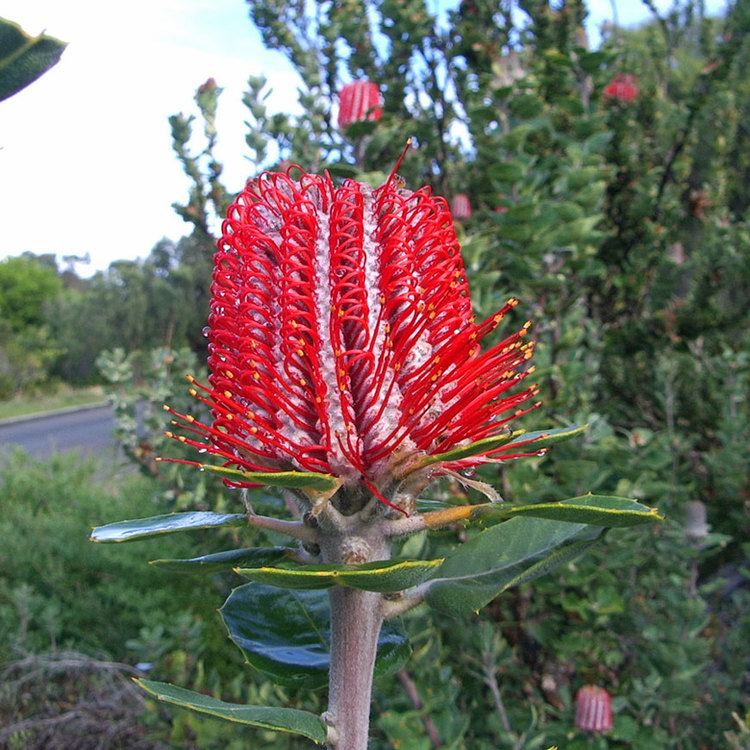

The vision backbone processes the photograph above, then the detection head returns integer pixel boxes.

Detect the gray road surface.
[0,405,119,461]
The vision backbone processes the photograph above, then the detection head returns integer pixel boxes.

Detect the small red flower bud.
[450,193,472,220]
[575,685,613,733]
[338,81,382,129]
[603,74,639,104]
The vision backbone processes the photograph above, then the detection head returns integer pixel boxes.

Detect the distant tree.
[0,255,62,333]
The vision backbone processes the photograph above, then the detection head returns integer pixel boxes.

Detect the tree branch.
[383,505,476,537]
[396,669,443,747]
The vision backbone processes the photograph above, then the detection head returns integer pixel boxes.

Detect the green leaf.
[476,495,663,527]
[422,431,523,466]
[493,424,587,454]
[90,512,245,543]
[326,161,359,178]
[198,464,340,492]
[236,558,443,592]
[0,18,66,102]
[135,679,327,744]
[150,547,290,573]
[425,514,603,616]
[221,583,409,688]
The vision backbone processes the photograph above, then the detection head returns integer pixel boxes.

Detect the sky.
[0,0,727,276]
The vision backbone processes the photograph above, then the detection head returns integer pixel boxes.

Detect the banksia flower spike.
[163,149,542,514]
[575,685,613,733]
[338,80,383,129]
[603,73,639,104]
[450,193,472,221]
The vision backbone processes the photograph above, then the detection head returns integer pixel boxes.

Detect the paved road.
[0,405,119,461]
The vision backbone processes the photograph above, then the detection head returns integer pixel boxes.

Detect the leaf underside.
[90,512,245,543]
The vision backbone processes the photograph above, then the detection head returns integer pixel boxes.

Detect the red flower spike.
[603,73,639,104]
[451,193,472,220]
[169,167,540,505]
[575,685,613,733]
[338,80,383,129]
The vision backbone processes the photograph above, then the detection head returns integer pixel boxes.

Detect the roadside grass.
[0,385,107,421]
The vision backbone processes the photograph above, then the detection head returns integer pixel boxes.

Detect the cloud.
[0,0,300,274]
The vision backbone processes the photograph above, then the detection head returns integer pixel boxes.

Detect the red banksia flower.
[575,685,613,733]
[164,160,542,511]
[603,73,639,104]
[338,80,382,129]
[450,193,472,220]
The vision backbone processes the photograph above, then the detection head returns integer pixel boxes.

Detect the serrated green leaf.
[425,513,603,616]
[476,495,662,527]
[424,494,661,615]
[0,17,66,102]
[90,512,245,543]
[135,679,326,744]
[150,547,290,573]
[221,583,409,688]
[236,558,443,592]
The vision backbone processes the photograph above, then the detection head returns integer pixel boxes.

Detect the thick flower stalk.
[164,164,542,514]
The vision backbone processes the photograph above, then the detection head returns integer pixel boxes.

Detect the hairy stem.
[322,522,390,749]
[326,586,384,750]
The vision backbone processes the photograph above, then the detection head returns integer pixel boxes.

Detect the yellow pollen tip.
[250,426,258,433]
[223,390,232,398]
[178,436,187,443]
[164,431,174,438]
[225,370,233,379]
[253,373,260,381]
[162,404,170,411]
[296,349,304,357]
[429,312,436,320]
[523,320,532,330]
[299,378,306,386]
[188,388,198,397]
[185,374,195,383]
[508,297,519,307]
[524,350,534,360]
[155,457,163,462]
[246,410,255,419]
[186,415,195,423]
[379,294,385,304]
[226,414,233,420]
[527,365,537,374]
[291,320,298,328]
